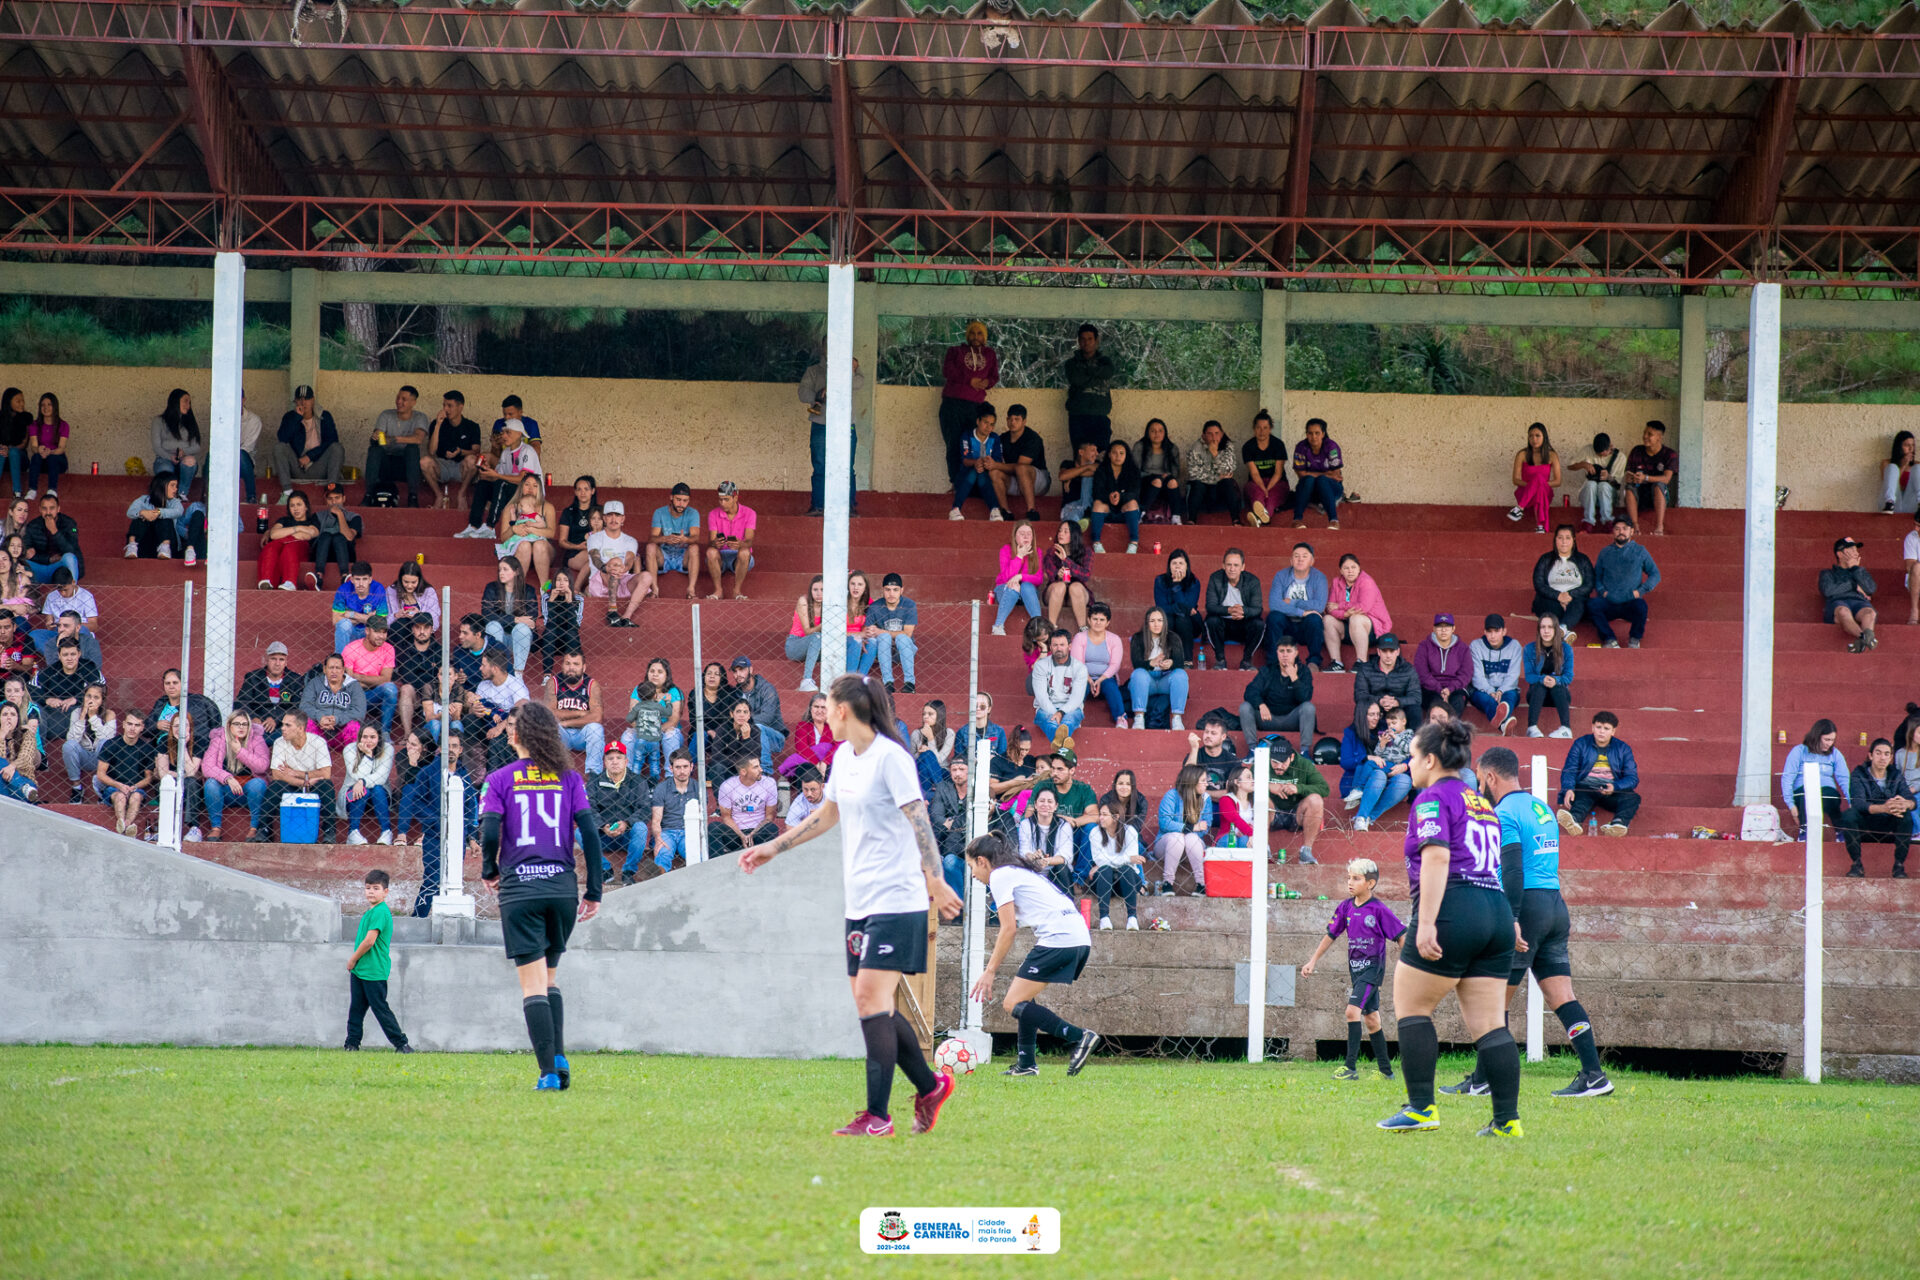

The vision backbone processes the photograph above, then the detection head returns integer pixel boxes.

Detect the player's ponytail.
[509,701,575,779]
[966,833,1040,873]
[1412,717,1475,770]
[827,672,910,751]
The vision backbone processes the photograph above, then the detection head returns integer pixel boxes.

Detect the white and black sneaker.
[1067,1030,1101,1076]
[1438,1072,1490,1097]
[1003,1063,1039,1077]
[1551,1069,1614,1098]
[1323,660,1345,674]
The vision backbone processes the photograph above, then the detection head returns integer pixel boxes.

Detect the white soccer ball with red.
[933,1037,978,1076]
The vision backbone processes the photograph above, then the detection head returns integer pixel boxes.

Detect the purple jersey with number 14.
[483,761,590,895]
[1403,777,1504,892]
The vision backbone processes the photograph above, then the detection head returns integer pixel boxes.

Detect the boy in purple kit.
[1290,417,1345,528]
[1302,857,1406,1079]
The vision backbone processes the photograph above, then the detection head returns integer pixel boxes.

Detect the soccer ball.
[933,1037,978,1076]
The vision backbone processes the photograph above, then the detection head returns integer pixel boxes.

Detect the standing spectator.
[1531,524,1596,631]
[0,389,23,499]
[457,417,538,539]
[25,392,71,498]
[1263,734,1329,865]
[1184,420,1244,525]
[862,572,920,694]
[263,710,334,841]
[939,321,1000,488]
[96,708,157,835]
[60,683,112,802]
[704,481,756,600]
[1322,553,1390,674]
[256,490,319,590]
[1154,766,1213,895]
[236,392,263,504]
[339,723,396,845]
[1042,520,1093,632]
[1062,323,1116,454]
[1566,432,1624,531]
[710,755,780,857]
[1267,542,1328,667]
[543,650,605,774]
[1153,548,1204,662]
[302,654,367,752]
[1820,537,1879,653]
[1506,422,1562,534]
[1782,718,1849,839]
[587,740,649,879]
[361,384,430,507]
[1240,640,1317,748]
[202,711,270,840]
[585,500,647,628]
[22,493,82,584]
[1134,418,1184,524]
[998,405,1048,521]
[797,355,865,517]
[1905,508,1920,626]
[237,642,305,739]
[1071,602,1126,727]
[1883,431,1919,514]
[123,474,186,561]
[331,561,390,655]
[1087,440,1142,553]
[1623,420,1677,537]
[340,616,398,737]
[420,390,481,511]
[1846,739,1913,877]
[1555,711,1641,836]
[1089,802,1145,930]
[555,476,600,588]
[1030,628,1088,748]
[1290,417,1345,528]
[1468,613,1522,734]
[151,388,207,499]
[392,613,443,741]
[1523,614,1576,738]
[1350,633,1418,731]
[1204,548,1266,671]
[1414,613,1472,718]
[1128,607,1188,731]
[480,559,540,676]
[990,522,1044,637]
[1590,518,1660,649]
[646,484,704,601]
[311,483,363,588]
[1240,409,1289,529]
[272,386,342,496]
[643,751,699,877]
[950,405,1007,521]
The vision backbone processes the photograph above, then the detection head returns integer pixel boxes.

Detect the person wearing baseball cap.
[705,482,757,599]
[1820,536,1879,652]
[1590,516,1660,649]
[271,384,343,499]
[1415,612,1471,719]
[458,410,542,539]
[236,639,305,745]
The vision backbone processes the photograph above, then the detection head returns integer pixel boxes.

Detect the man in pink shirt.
[340,615,399,736]
[704,481,757,600]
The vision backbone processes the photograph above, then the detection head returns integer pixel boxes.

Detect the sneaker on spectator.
[1132,713,1146,730]
[303,571,321,590]
[990,625,1006,636]
[988,509,1004,523]
[1506,506,1526,522]
[1628,637,1642,649]
[1600,822,1628,837]
[1353,816,1370,831]
[346,831,368,846]
[184,826,202,842]
[1171,514,1182,525]
[1526,726,1545,738]
[1099,916,1112,930]
[1344,790,1362,809]
[377,831,394,845]
[1170,715,1184,731]
[1126,542,1138,554]
[184,548,198,567]
[1550,726,1573,739]
[258,578,273,590]
[1498,709,1516,735]
[1092,542,1106,554]
[1323,660,1345,673]
[1126,916,1139,930]
[279,581,296,592]
[798,678,817,692]
[1557,808,1580,835]
[157,543,173,559]
[124,539,138,558]
[947,508,964,522]
[24,488,34,500]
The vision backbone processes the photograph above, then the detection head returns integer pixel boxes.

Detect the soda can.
[1152,541,1161,555]
[91,461,99,475]
[415,552,426,566]
[1860,731,1869,746]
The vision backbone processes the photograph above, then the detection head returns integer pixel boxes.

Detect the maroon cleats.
[912,1072,956,1135]
[833,1110,894,1137]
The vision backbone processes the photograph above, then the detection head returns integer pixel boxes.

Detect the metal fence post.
[690,602,708,864]
[1247,742,1271,1063]
[1803,760,1824,1084]
[434,586,475,919]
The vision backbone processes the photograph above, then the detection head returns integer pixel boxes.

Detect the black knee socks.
[1013,1000,1084,1067]
[1370,1029,1391,1072]
[1475,1027,1522,1125]
[1345,1020,1362,1070]
[547,986,565,1058]
[860,1013,898,1118]
[892,1012,938,1095]
[1555,1000,1602,1075]
[1398,1014,1438,1109]
[522,995,556,1076]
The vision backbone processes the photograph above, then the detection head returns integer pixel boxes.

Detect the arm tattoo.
[904,801,943,879]
[767,803,830,857]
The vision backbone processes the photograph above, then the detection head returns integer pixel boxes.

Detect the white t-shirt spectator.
[718,775,778,829]
[1905,528,1920,587]
[787,792,823,826]
[240,406,264,453]
[495,440,540,478]
[586,529,640,570]
[272,733,331,775]
[42,586,99,626]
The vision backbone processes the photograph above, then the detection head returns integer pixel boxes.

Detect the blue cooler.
[279,792,321,844]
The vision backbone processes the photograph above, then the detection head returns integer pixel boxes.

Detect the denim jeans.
[559,722,606,773]
[1,445,23,495]
[941,851,968,901]
[25,554,80,584]
[1356,762,1413,823]
[361,682,397,735]
[1292,475,1343,521]
[952,468,999,514]
[239,448,257,502]
[202,776,267,829]
[808,420,858,512]
[605,824,647,876]
[1086,674,1126,724]
[0,761,38,800]
[1092,864,1142,920]
[870,632,917,684]
[992,582,1042,630]
[27,450,68,494]
[647,828,687,873]
[486,619,534,673]
[1033,706,1084,744]
[346,783,392,832]
[333,618,365,654]
[1467,688,1519,724]
[1127,667,1189,715]
[156,456,199,500]
[785,632,863,685]
[619,731,664,780]
[1590,597,1649,644]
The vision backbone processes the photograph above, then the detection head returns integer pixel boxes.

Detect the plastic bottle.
[1587,815,1599,837]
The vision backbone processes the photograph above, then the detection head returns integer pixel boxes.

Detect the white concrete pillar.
[202,252,245,714]
[819,264,856,685]
[1246,744,1271,1063]
[1802,760,1823,1084]
[1259,288,1288,429]
[1735,285,1781,806]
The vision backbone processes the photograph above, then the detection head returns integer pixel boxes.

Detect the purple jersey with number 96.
[1403,777,1503,892]
[483,761,590,898]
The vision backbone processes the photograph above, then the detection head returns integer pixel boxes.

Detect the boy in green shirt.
[345,869,413,1052]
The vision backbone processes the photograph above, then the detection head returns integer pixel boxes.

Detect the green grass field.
[3,1046,1913,1279]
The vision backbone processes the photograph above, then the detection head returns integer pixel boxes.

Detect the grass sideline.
[2,1046,1913,1279]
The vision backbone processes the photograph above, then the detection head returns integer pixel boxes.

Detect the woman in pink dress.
[1507,422,1562,534]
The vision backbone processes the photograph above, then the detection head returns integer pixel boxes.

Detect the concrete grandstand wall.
[6,362,1908,512]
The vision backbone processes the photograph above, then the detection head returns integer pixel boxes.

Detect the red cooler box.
[1202,848,1255,898]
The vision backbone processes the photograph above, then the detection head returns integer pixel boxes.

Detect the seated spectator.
[272,386,342,496]
[1152,548,1203,662]
[33,572,99,661]
[302,654,367,752]
[555,476,600,588]
[1128,607,1188,731]
[311,484,363,588]
[1154,765,1213,896]
[339,723,396,845]
[495,394,542,443]
[25,391,71,499]
[1042,520,1093,632]
[728,655,786,764]
[1102,769,1148,835]
[389,560,439,636]
[990,521,1044,638]
[1556,711,1641,836]
[1821,536,1879,653]
[1782,718,1849,839]
[393,733,442,890]
[1523,614,1576,738]
[0,699,39,804]
[1029,748,1100,883]
[458,416,538,539]
[332,561,391,656]
[1847,739,1913,878]
[1213,763,1259,846]
[696,660,736,738]
[361,384,430,508]
[1507,422,1562,534]
[481,558,540,676]
[585,500,649,629]
[1267,543,1327,668]
[1531,523,1595,631]
[495,473,556,587]
[1322,553,1389,674]
[124,474,197,562]
[236,391,264,502]
[60,682,112,802]
[1905,509,1920,626]
[1351,703,1414,831]
[1184,714,1242,791]
[1591,518,1659,648]
[1264,735,1328,864]
[787,764,827,828]
[256,490,320,590]
[1567,432,1625,531]
[22,493,81,584]
[1239,409,1289,530]
[1030,629,1088,749]
[151,388,207,498]
[954,692,1006,763]
[1088,801,1145,930]
[710,756,779,856]
[1415,612,1472,718]
[442,615,486,730]
[1240,641,1316,749]
[1339,699,1383,806]
[263,709,335,841]
[1020,614,1051,673]
[1421,703,1481,792]
[1057,440,1102,526]
[1896,716,1920,830]
[864,573,919,693]
[1291,417,1345,528]
[622,666,680,782]
[35,635,101,729]
[237,641,305,741]
[1134,417,1183,524]
[1351,632,1417,731]
[3,671,38,740]
[1204,547,1266,671]
[587,740,650,880]
[1087,440,1143,553]
[420,390,481,511]
[1185,420,1244,524]
[0,545,30,623]
[1623,419,1675,536]
[986,727,1038,834]
[787,576,829,690]
[707,699,764,789]
[465,646,529,771]
[928,754,970,901]
[97,708,158,835]
[997,405,1048,521]
[1072,602,1127,728]
[537,574,581,679]
[0,612,38,684]
[392,613,442,741]
[950,403,1008,521]
[1017,788,1077,895]
[1468,613,1522,734]
[704,481,757,600]
[1884,431,1920,514]
[543,649,605,774]
[643,751,700,878]
[909,699,955,795]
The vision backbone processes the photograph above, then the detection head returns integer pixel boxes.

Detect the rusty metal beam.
[181,42,283,203]
[1710,68,1803,227]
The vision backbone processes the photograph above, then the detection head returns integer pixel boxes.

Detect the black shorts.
[1346,961,1386,1014]
[1270,807,1303,833]
[1823,595,1870,624]
[501,895,577,967]
[845,911,929,977]
[1018,944,1091,985]
[1632,481,1666,511]
[1511,889,1573,983]
[1400,883,1515,982]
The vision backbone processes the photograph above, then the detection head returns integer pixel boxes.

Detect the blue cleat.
[536,1072,563,1091]
[553,1054,570,1090]
[1377,1104,1439,1132]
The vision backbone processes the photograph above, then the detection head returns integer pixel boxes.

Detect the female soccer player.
[966,834,1100,1077]
[1377,719,1524,1137]
[740,674,964,1137]
[479,702,604,1092]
